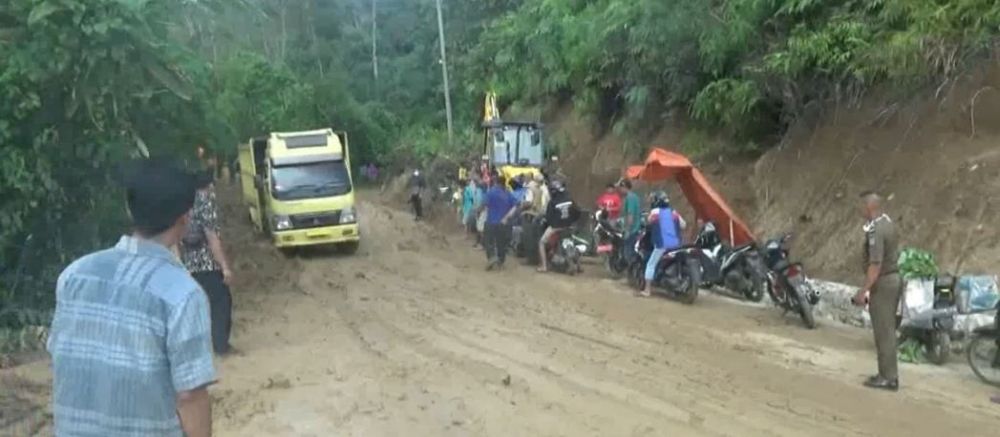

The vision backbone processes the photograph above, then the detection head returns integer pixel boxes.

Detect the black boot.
[863,375,899,391]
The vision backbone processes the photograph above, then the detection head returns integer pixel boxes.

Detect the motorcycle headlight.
[340,206,357,224]
[273,214,292,231]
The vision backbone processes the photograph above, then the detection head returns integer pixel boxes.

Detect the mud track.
[209,189,999,436]
[3,187,999,436]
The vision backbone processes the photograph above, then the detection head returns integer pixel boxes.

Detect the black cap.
[122,158,196,235]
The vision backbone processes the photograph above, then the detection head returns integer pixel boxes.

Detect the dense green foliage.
[476,0,1000,145]
[899,248,939,279]
[2,0,1000,338]
[1,0,213,314]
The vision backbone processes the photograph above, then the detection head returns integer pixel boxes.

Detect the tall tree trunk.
[311,0,324,78]
[279,0,288,63]
[372,0,379,82]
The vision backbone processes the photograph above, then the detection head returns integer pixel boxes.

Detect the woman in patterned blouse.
[181,171,235,355]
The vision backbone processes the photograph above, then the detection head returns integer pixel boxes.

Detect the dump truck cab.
[238,128,360,253]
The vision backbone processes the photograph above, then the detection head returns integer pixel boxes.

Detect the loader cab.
[482,121,545,167]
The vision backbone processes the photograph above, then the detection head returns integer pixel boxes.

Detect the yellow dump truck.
[238,129,360,253]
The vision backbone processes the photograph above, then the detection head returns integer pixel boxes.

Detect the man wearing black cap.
[47,159,216,437]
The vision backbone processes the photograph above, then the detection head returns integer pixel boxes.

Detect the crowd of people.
[441,155,692,287]
[441,157,923,395]
[444,155,578,272]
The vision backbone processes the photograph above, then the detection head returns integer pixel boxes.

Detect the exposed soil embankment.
[544,62,1000,284]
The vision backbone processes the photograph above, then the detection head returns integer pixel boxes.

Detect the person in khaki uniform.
[852,191,902,391]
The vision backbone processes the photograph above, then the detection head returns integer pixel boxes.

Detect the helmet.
[649,190,670,209]
[550,179,566,193]
[413,170,421,177]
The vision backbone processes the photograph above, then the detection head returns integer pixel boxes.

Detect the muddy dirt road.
[4,189,1000,436]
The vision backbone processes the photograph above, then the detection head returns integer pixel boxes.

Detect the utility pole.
[435,0,454,146]
[371,0,378,83]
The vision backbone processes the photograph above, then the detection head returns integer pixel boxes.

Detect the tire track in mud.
[212,194,1000,437]
[278,205,865,436]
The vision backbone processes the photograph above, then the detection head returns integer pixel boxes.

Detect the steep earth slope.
[546,61,1000,283]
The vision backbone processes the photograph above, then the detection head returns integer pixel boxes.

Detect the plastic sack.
[476,210,487,233]
[956,276,1000,314]
[899,279,935,329]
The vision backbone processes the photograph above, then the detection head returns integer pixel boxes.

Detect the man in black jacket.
[408,169,426,220]
[537,180,581,272]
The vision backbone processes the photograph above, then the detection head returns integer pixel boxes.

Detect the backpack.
[182,215,207,248]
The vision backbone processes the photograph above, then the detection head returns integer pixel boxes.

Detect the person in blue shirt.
[641,191,687,297]
[479,175,519,270]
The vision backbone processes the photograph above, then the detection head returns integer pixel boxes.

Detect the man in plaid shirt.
[47,159,216,437]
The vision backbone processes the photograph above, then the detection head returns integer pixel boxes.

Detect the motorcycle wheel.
[627,260,645,290]
[744,266,765,303]
[793,284,817,329]
[925,330,951,365]
[604,254,623,279]
[967,335,1000,387]
[680,258,701,305]
[765,276,781,305]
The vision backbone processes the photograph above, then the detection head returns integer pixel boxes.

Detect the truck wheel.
[522,222,540,266]
[339,241,360,255]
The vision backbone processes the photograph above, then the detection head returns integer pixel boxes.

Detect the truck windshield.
[271,160,352,200]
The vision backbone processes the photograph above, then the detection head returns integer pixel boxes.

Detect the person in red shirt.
[595,183,623,220]
[479,155,492,186]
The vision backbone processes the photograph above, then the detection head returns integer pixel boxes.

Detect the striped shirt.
[47,235,216,436]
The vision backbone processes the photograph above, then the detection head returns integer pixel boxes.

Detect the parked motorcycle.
[513,214,590,260]
[694,221,766,302]
[542,227,584,275]
[899,275,957,365]
[626,226,701,304]
[761,234,820,329]
[593,208,629,277]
